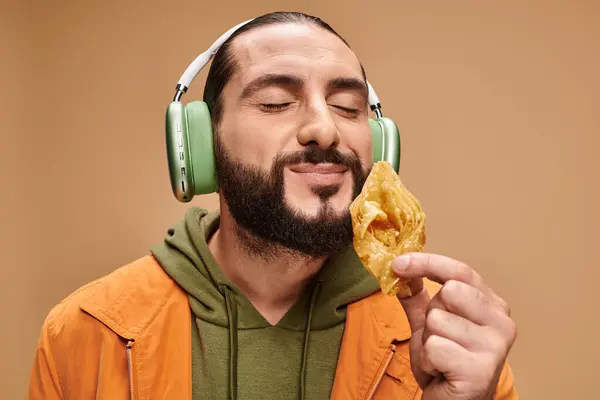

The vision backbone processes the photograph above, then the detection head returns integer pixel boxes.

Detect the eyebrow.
[239,73,369,102]
[327,77,369,102]
[239,73,303,100]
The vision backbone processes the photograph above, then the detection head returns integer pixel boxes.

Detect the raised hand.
[392,253,517,400]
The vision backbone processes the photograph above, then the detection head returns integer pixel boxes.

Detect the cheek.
[360,136,373,166]
[218,117,290,169]
[345,124,373,166]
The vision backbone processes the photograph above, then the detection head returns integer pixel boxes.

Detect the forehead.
[228,23,364,84]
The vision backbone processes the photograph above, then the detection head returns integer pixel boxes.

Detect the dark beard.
[214,135,368,259]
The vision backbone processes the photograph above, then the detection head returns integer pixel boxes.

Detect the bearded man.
[29,11,518,400]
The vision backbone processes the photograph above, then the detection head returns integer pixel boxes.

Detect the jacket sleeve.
[28,315,64,400]
[494,361,518,399]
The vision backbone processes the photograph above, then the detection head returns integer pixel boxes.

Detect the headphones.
[165,18,401,203]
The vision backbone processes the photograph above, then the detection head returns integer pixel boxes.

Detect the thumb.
[393,256,431,333]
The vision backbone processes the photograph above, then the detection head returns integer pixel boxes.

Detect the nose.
[296,102,341,150]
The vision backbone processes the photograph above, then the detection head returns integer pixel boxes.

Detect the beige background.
[2,1,599,398]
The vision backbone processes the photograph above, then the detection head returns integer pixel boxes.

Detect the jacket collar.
[75,254,437,400]
[77,255,182,341]
[74,252,416,343]
[370,291,413,342]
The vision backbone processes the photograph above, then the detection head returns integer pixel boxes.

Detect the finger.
[396,278,431,334]
[439,280,514,335]
[424,307,492,352]
[407,328,438,389]
[421,334,473,376]
[420,291,447,345]
[392,252,490,295]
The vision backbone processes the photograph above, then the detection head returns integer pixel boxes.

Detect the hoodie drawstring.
[300,282,321,400]
[221,282,321,400]
[222,285,239,400]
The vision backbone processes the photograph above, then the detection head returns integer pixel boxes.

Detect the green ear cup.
[185,101,218,194]
[369,118,384,163]
[369,117,401,173]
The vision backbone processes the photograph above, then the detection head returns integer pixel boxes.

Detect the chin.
[285,191,353,220]
[285,196,323,218]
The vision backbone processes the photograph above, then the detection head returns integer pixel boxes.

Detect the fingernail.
[393,255,411,272]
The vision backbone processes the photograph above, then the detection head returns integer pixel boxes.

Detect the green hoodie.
[151,207,379,400]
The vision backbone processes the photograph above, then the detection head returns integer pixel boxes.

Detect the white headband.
[173,18,382,110]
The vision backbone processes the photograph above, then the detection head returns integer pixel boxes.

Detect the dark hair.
[202,11,366,125]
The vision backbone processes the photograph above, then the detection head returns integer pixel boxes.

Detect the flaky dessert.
[349,161,427,297]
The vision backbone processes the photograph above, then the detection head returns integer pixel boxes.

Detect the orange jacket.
[29,255,517,399]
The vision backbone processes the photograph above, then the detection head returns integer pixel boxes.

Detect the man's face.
[215,23,373,257]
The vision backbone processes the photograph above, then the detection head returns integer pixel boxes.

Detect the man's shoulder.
[42,255,178,338]
[30,256,190,398]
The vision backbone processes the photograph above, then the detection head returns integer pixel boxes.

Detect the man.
[29,12,518,400]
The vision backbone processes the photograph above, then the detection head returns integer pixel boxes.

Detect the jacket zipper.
[365,344,396,400]
[126,340,136,400]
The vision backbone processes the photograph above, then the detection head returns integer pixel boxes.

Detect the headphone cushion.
[369,118,384,164]
[370,117,401,173]
[185,101,218,194]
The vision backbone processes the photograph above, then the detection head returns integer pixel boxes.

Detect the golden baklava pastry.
[349,161,427,297]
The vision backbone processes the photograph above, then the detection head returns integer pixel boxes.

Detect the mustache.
[275,146,362,168]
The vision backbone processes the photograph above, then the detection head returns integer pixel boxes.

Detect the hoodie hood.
[151,207,379,330]
[150,206,380,400]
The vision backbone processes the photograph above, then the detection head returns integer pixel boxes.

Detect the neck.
[208,205,326,325]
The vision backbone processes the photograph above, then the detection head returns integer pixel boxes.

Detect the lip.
[288,163,348,174]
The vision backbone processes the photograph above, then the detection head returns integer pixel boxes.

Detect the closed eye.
[331,105,361,116]
[260,103,293,112]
